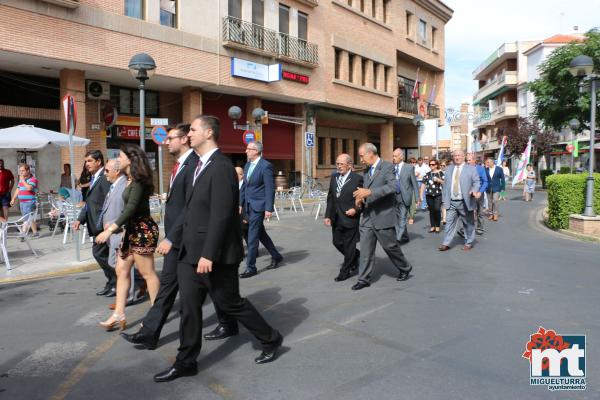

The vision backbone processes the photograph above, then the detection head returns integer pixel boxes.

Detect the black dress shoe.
[351,281,370,291]
[397,271,410,281]
[204,325,239,341]
[255,332,283,364]
[239,270,258,279]
[105,287,116,297]
[334,274,350,282]
[120,330,158,350]
[96,287,111,296]
[266,257,283,270]
[153,365,198,383]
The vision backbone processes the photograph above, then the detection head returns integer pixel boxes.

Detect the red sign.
[102,103,118,128]
[62,94,77,134]
[118,126,141,140]
[282,70,309,84]
[243,130,255,144]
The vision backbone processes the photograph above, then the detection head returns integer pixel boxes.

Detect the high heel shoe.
[100,313,126,332]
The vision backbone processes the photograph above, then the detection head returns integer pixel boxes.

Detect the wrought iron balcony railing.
[397,96,418,114]
[222,16,318,66]
[428,104,440,118]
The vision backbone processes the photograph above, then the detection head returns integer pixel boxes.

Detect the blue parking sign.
[305,132,315,148]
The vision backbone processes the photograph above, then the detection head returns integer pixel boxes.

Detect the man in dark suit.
[351,143,413,291]
[239,141,283,279]
[73,150,112,296]
[121,124,208,349]
[485,157,505,222]
[154,115,282,383]
[324,153,363,282]
[392,148,419,243]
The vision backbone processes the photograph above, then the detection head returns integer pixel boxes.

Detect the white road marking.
[8,342,88,377]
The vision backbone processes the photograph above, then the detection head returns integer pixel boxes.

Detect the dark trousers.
[426,195,442,228]
[92,241,115,287]
[176,261,279,368]
[245,208,282,272]
[332,223,360,276]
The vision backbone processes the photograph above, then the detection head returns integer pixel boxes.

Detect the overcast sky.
[438,0,599,138]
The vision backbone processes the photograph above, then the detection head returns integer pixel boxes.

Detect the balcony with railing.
[428,104,440,119]
[397,97,418,115]
[473,70,518,105]
[222,16,319,67]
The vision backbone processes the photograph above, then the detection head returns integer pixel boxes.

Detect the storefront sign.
[231,58,281,83]
[282,70,309,84]
[117,126,151,140]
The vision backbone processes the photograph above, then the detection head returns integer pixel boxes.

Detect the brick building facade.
[0,0,452,191]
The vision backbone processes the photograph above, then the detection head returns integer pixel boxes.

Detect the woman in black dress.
[96,144,159,331]
[419,159,445,233]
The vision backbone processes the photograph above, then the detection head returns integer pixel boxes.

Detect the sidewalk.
[0,201,321,284]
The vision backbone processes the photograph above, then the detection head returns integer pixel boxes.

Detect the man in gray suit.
[352,143,413,291]
[392,148,419,243]
[100,159,127,272]
[439,150,481,251]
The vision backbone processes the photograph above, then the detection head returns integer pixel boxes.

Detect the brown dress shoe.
[462,244,473,251]
[493,215,498,221]
[438,245,450,251]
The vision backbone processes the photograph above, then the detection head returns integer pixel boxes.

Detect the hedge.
[546,173,600,229]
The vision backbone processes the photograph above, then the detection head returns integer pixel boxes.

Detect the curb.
[0,262,100,285]
[0,253,166,285]
[534,207,600,245]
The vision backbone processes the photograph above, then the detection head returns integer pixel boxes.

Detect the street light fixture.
[569,54,597,217]
[128,53,156,151]
[568,118,580,174]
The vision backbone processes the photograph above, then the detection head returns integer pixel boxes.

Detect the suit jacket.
[485,165,505,193]
[164,151,198,247]
[100,175,127,249]
[393,162,419,207]
[179,150,243,266]
[240,158,275,213]
[360,159,397,230]
[442,163,480,211]
[77,168,111,237]
[325,171,363,229]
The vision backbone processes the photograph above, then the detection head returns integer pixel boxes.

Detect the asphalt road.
[1,191,599,400]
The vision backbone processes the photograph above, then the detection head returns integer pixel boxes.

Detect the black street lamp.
[128,53,156,151]
[569,54,597,217]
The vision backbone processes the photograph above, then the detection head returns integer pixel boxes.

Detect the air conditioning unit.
[86,80,110,100]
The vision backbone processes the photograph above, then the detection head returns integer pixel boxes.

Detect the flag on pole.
[495,136,507,166]
[427,84,436,104]
[573,138,579,157]
[411,68,420,99]
[512,137,532,187]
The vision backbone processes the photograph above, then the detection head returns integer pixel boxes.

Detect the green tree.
[528,29,600,132]
[504,117,557,157]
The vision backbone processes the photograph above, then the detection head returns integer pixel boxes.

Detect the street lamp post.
[569,55,597,217]
[128,53,156,151]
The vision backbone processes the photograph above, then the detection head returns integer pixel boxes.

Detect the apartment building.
[0,0,452,190]
[448,102,469,153]
[472,40,538,159]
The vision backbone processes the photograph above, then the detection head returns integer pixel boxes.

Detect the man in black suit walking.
[324,153,363,282]
[121,124,201,349]
[73,150,112,296]
[154,115,282,383]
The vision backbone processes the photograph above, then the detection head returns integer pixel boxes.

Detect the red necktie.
[171,161,180,181]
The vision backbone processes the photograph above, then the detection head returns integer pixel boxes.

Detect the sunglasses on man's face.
[429,163,437,166]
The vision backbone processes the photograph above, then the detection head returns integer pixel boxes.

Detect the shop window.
[125,0,144,19]
[330,138,337,165]
[318,137,325,165]
[228,0,241,18]
[111,86,159,117]
[160,0,177,28]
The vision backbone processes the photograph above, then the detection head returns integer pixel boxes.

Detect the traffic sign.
[566,144,574,153]
[151,118,169,126]
[151,126,168,145]
[243,130,255,144]
[305,132,315,148]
